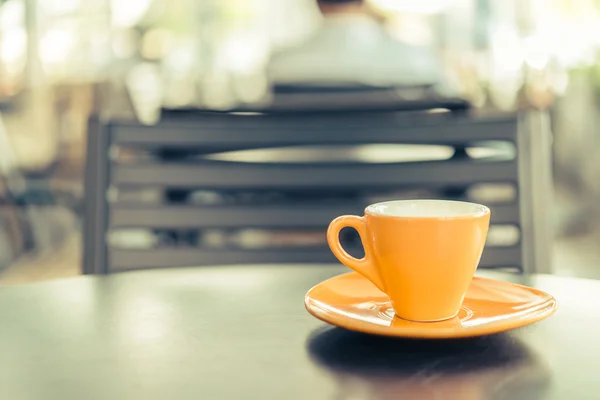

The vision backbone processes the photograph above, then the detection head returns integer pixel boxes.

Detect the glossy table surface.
[0,265,597,400]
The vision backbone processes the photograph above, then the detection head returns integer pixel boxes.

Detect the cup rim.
[365,199,490,220]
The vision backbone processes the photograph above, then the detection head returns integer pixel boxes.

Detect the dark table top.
[0,265,597,400]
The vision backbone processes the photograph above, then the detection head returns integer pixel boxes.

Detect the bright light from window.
[369,0,455,14]
[523,35,550,71]
[490,29,525,77]
[218,33,269,74]
[39,28,75,65]
[40,0,81,16]
[110,0,152,28]
[1,28,26,63]
[0,0,24,30]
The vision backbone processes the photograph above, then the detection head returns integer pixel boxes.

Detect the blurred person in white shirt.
[268,0,443,87]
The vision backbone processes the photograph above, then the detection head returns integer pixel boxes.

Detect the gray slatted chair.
[83,103,553,274]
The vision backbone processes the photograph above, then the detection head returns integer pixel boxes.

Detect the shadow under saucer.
[306,327,551,400]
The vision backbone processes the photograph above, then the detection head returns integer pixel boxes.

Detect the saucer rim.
[305,272,558,339]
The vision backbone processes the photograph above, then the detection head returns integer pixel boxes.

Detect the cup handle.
[327,215,386,292]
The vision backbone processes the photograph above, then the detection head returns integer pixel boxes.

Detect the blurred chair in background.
[83,96,552,275]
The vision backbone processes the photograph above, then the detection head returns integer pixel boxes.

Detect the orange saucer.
[305,272,557,339]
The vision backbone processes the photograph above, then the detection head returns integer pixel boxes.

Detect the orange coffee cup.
[327,199,490,322]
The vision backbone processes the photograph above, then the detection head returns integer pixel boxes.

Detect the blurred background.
[1,0,600,284]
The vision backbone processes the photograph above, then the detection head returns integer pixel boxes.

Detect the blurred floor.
[0,233,79,286]
[554,234,600,279]
[552,186,600,279]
